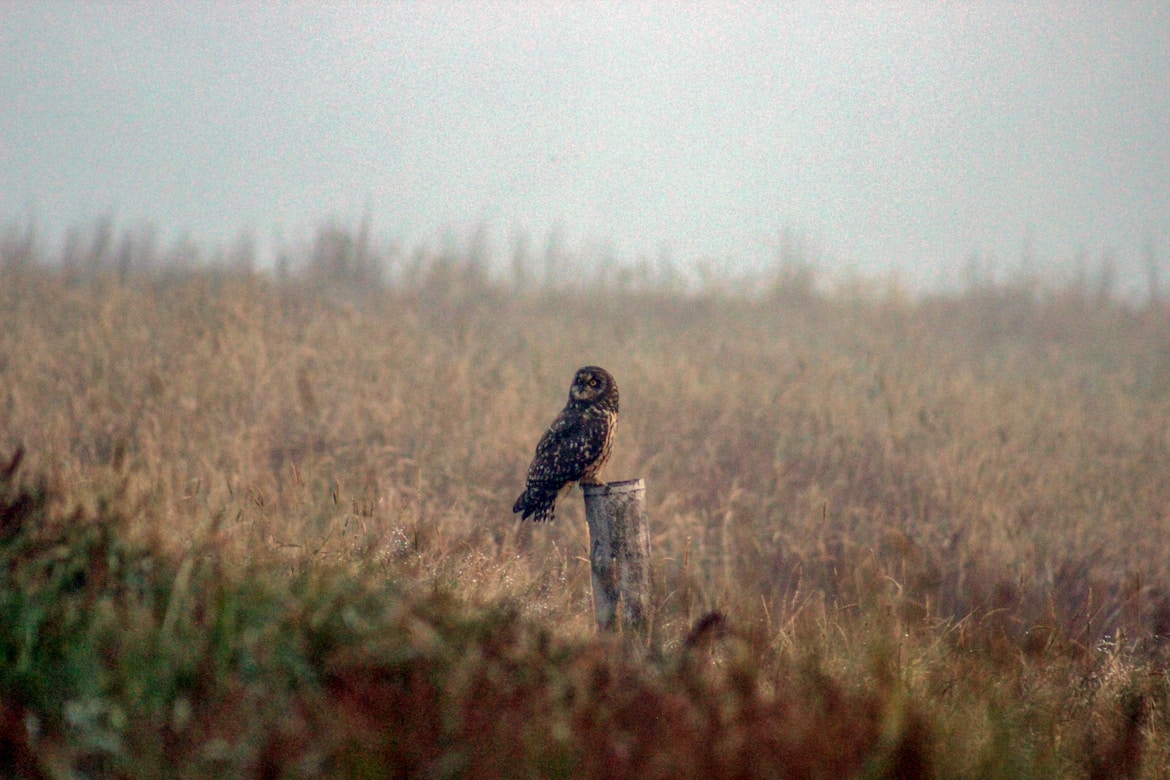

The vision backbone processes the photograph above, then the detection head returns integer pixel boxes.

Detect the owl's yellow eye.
[588,378,598,387]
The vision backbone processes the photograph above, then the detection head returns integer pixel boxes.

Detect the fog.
[3,2,1168,291]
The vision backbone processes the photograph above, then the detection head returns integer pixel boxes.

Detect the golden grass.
[4,233,1170,775]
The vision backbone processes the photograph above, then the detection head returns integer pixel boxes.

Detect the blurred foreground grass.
[3,226,1170,776]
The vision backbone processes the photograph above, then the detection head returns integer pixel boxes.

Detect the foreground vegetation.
[2,223,1170,776]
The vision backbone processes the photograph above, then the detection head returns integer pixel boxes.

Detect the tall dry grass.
[3,222,1170,775]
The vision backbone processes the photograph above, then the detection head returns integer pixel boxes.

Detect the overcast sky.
[3,2,1168,290]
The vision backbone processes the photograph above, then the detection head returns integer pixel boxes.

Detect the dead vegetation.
[2,221,1170,776]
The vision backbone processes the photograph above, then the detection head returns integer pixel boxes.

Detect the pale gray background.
[3,3,1168,290]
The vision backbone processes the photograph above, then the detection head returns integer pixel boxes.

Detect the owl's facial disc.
[570,373,593,400]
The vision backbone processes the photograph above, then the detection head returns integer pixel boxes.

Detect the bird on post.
[513,366,619,523]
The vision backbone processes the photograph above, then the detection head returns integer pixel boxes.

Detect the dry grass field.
[3,222,1170,776]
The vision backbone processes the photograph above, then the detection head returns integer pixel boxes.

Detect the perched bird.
[513,366,619,523]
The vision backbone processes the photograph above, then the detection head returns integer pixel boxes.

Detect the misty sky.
[3,3,1168,290]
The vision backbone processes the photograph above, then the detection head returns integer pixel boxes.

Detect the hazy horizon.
[3,3,1168,292]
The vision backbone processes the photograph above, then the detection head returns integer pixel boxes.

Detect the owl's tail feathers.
[513,483,558,522]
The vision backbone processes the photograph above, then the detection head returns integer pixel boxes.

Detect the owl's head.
[569,366,618,409]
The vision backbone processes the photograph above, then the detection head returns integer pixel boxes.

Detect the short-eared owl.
[513,366,619,523]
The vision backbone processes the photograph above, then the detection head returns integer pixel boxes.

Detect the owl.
[513,366,619,523]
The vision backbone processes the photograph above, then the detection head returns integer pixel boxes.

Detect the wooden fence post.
[582,479,651,638]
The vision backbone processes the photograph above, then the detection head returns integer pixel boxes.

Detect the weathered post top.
[582,479,644,498]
